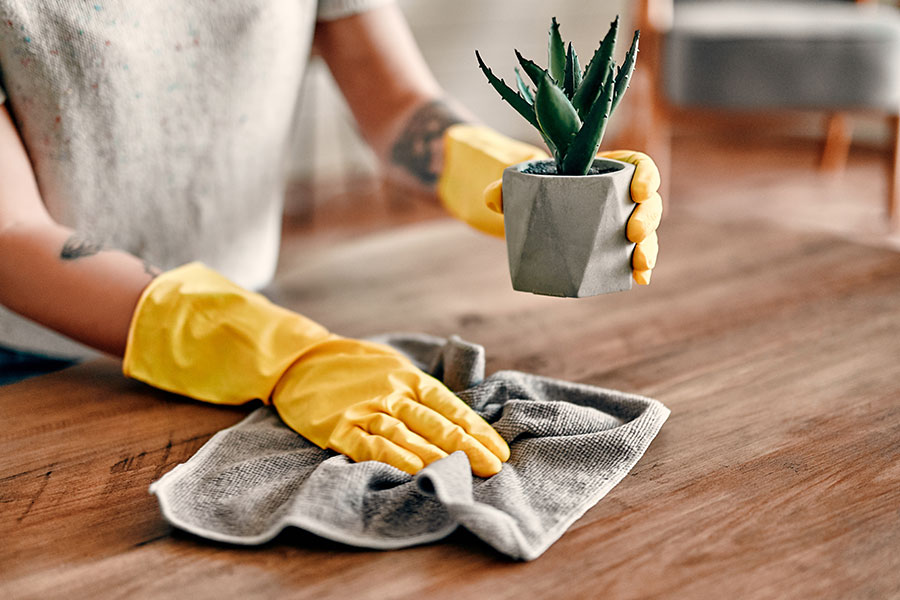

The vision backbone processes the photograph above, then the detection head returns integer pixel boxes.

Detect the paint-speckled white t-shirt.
[0,0,391,358]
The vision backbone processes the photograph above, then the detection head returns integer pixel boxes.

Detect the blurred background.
[281,0,900,255]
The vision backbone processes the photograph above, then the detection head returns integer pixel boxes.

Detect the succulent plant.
[476,17,639,176]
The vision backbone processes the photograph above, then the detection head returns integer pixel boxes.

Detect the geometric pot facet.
[502,157,636,297]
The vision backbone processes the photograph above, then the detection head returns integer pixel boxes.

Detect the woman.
[0,1,660,476]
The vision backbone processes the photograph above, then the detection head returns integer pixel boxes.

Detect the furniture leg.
[889,113,900,230]
[821,113,852,172]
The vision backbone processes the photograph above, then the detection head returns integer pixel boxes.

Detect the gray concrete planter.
[502,158,636,297]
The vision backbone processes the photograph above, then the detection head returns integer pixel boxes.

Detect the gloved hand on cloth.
[438,124,662,285]
[123,263,510,477]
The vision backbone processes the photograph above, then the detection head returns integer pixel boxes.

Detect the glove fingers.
[483,179,504,214]
[597,150,661,200]
[633,269,652,285]
[418,384,510,465]
[633,231,659,271]
[360,412,449,466]
[332,426,426,475]
[392,394,505,478]
[627,192,662,243]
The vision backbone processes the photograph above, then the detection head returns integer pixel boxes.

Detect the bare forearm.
[0,222,156,356]
[314,5,478,191]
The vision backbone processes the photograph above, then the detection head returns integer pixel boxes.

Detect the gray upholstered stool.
[635,0,900,228]
[665,2,900,111]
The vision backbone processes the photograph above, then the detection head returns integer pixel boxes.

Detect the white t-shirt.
[0,0,390,358]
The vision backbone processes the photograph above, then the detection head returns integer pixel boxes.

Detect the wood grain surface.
[2,214,899,600]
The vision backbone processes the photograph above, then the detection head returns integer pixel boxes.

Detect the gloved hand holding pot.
[439,16,662,297]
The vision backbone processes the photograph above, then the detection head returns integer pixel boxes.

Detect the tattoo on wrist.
[390,99,464,186]
[60,234,104,260]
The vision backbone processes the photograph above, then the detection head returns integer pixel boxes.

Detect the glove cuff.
[123,262,331,405]
[437,124,548,237]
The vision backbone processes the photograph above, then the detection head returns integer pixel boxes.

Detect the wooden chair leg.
[889,114,900,231]
[608,18,671,207]
[649,102,671,207]
[610,68,671,206]
[821,113,853,172]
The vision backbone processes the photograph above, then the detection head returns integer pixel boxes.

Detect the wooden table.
[3,214,899,600]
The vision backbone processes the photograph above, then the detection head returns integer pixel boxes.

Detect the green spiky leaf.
[514,67,534,105]
[475,50,540,130]
[572,16,618,120]
[535,73,581,159]
[573,46,582,92]
[562,66,616,175]
[563,43,577,99]
[474,16,638,174]
[515,49,550,88]
[548,17,566,84]
[477,51,557,157]
[611,30,640,115]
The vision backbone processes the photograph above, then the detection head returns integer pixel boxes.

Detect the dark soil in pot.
[522,162,621,176]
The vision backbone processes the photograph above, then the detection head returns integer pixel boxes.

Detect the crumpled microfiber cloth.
[150,333,669,560]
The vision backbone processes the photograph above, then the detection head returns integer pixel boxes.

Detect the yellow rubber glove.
[123,263,510,477]
[438,124,549,237]
[439,125,662,285]
[597,150,663,286]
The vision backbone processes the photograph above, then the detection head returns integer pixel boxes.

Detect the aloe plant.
[476,17,639,176]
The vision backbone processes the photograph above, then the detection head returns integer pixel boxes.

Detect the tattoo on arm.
[390,99,464,186]
[60,234,104,260]
[60,233,161,278]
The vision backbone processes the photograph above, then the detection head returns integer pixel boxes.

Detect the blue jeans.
[0,346,79,386]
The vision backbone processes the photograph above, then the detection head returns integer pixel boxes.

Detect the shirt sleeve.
[316,0,394,22]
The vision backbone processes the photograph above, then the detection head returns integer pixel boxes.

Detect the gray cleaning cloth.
[150,334,669,560]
